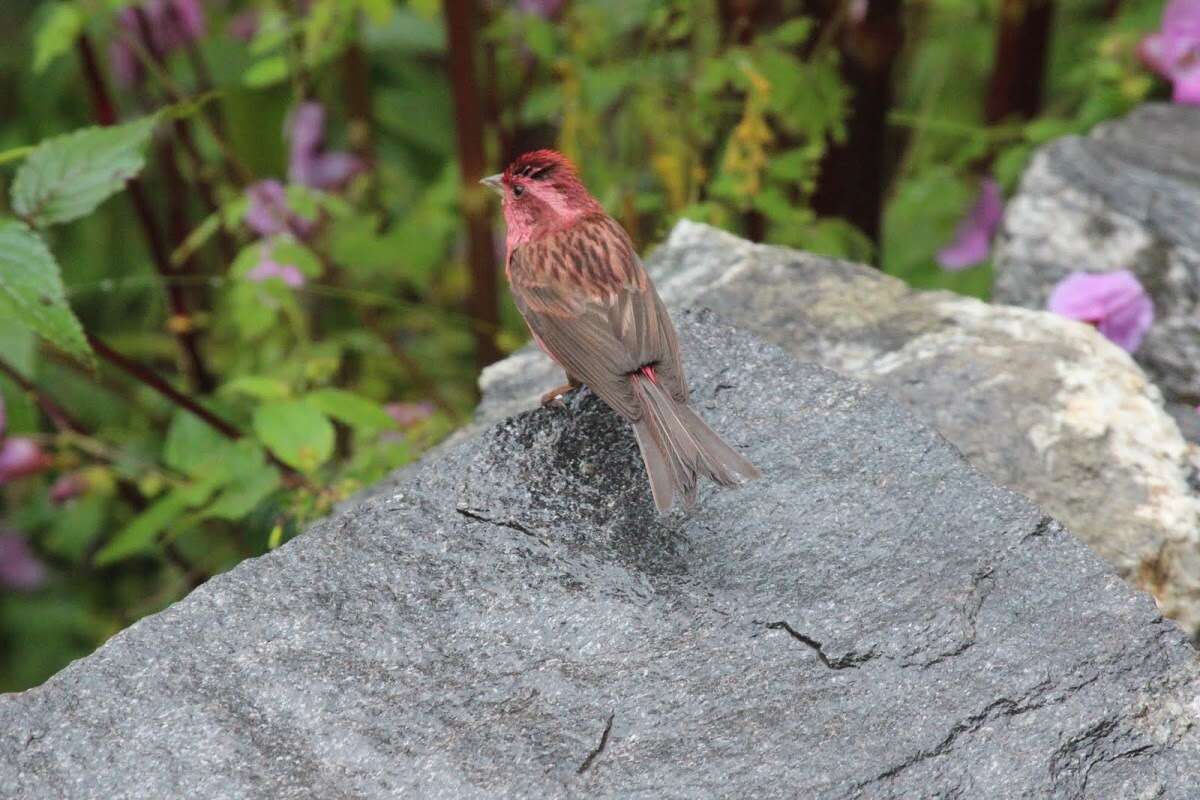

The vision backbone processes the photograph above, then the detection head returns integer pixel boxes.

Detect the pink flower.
[385,401,435,428]
[937,178,1004,271]
[1139,0,1200,105]
[228,9,260,42]
[1047,270,1154,353]
[244,180,314,238]
[286,103,365,190]
[518,0,565,19]
[109,0,207,88]
[50,472,91,505]
[0,438,52,484]
[0,534,46,591]
[247,259,306,288]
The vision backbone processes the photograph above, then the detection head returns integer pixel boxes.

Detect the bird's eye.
[512,183,525,198]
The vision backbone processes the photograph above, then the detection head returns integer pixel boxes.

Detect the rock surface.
[480,221,1200,635]
[4,312,1200,798]
[993,102,1200,406]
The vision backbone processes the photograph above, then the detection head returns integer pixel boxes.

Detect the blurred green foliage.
[0,0,1166,691]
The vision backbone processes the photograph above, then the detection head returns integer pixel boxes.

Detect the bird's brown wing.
[507,214,686,421]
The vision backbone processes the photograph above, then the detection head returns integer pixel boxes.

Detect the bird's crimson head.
[482,150,603,248]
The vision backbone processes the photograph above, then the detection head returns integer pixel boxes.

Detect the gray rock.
[481,221,1200,636]
[993,102,1200,405]
[4,312,1199,798]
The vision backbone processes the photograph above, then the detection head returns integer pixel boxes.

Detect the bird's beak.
[480,174,504,195]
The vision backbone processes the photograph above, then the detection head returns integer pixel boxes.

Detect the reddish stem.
[985,0,1055,124]
[86,334,240,440]
[76,33,217,394]
[445,0,502,375]
[0,355,87,434]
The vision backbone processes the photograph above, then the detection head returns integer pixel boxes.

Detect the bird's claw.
[540,382,579,409]
[540,391,567,409]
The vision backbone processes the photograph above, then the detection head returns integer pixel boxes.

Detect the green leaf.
[0,145,34,167]
[45,494,108,562]
[231,236,322,280]
[94,492,191,565]
[0,218,90,360]
[220,376,292,401]
[171,212,220,267]
[304,389,395,432]
[253,400,335,472]
[33,3,83,73]
[358,0,394,24]
[763,18,813,46]
[11,116,157,227]
[163,410,233,477]
[204,463,281,521]
[243,56,290,89]
[271,239,322,277]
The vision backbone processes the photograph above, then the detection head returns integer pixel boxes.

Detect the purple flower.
[247,259,306,288]
[1046,270,1154,353]
[518,0,565,19]
[0,386,52,484]
[286,103,365,190]
[0,438,52,484]
[1139,0,1200,105]
[109,0,207,88]
[244,180,314,238]
[937,178,1004,271]
[50,472,91,505]
[228,10,260,42]
[385,401,435,428]
[0,534,46,591]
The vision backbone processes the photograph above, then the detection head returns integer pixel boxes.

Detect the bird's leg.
[541,374,582,408]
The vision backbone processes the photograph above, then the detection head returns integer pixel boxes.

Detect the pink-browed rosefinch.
[482,150,761,512]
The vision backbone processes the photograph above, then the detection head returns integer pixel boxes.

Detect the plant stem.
[86,334,240,440]
[76,33,217,394]
[985,0,1055,124]
[812,0,905,252]
[445,0,502,376]
[0,356,87,434]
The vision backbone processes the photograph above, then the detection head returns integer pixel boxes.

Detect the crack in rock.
[764,621,876,670]
[455,506,548,546]
[856,674,1101,791]
[577,713,615,775]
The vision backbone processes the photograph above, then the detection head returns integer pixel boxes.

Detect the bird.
[481,149,761,513]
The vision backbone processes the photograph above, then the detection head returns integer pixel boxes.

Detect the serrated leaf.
[253,400,335,472]
[33,3,83,74]
[94,492,191,565]
[11,116,156,227]
[304,388,396,432]
[0,218,91,360]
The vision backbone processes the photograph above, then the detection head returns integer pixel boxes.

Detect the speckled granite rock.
[3,313,1199,798]
[479,221,1200,636]
[993,103,1200,406]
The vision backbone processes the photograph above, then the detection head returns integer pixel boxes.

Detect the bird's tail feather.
[630,371,760,513]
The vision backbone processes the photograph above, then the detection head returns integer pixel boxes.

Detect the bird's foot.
[540,383,580,408]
